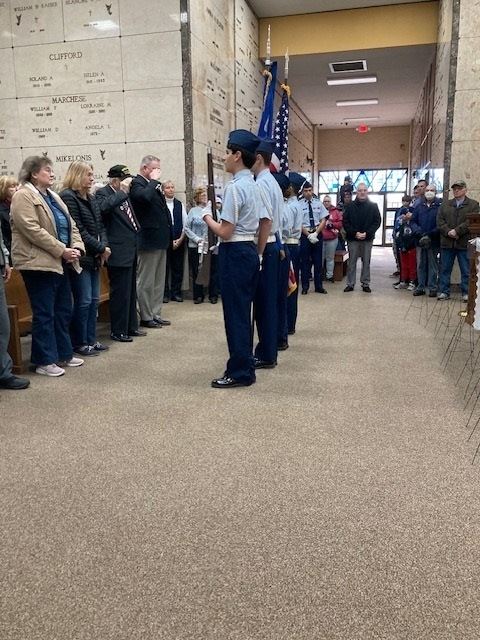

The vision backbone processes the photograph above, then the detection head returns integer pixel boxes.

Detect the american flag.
[270,89,289,173]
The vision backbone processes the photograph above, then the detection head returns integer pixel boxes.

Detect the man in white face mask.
[411,184,441,297]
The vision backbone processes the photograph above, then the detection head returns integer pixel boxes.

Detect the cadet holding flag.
[202,130,270,389]
[286,173,306,333]
[252,139,283,370]
[272,172,292,351]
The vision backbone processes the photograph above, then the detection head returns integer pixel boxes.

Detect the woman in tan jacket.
[10,156,85,377]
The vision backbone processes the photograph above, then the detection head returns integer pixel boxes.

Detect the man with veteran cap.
[252,138,283,369]
[436,179,479,301]
[202,129,270,388]
[96,164,143,342]
[297,177,329,294]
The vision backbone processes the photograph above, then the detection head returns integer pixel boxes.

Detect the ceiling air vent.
[329,60,367,74]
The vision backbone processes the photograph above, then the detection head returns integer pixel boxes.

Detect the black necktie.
[308,201,315,229]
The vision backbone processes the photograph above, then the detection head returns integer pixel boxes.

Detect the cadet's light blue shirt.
[255,168,283,235]
[300,196,329,229]
[284,196,304,241]
[221,169,268,236]
[185,206,207,248]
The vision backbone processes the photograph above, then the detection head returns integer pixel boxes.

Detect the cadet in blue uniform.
[202,130,269,388]
[299,181,329,294]
[272,172,291,351]
[287,173,307,333]
[252,139,283,369]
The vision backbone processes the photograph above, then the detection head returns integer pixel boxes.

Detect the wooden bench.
[6,267,110,373]
[333,250,348,281]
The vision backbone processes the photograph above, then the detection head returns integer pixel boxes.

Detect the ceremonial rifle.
[196,146,217,286]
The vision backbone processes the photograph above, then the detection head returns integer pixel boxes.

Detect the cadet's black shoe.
[128,329,147,337]
[277,341,289,351]
[110,333,133,342]
[211,375,253,388]
[344,285,354,292]
[254,358,277,369]
[315,288,328,294]
[301,288,308,295]
[288,329,296,335]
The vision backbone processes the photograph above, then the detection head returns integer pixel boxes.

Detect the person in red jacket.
[322,195,343,283]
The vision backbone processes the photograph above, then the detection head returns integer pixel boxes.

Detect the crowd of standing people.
[392,178,479,301]
[0,141,476,391]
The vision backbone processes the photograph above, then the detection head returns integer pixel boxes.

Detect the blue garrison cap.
[256,138,275,154]
[289,172,311,191]
[272,172,290,191]
[228,129,260,154]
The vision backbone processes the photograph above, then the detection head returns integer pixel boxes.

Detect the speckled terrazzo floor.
[2,248,480,640]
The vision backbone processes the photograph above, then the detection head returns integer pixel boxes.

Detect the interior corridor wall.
[315,127,410,171]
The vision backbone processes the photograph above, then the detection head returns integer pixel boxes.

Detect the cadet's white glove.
[209,241,220,255]
[201,200,213,219]
[307,233,319,244]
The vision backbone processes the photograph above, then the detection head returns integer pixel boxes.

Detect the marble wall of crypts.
[450,0,480,201]
[0,0,186,197]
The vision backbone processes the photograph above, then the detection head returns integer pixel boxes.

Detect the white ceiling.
[251,1,437,128]
[249,0,433,18]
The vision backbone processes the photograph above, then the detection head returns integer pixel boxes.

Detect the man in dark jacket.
[129,155,172,328]
[343,183,381,293]
[96,165,144,342]
[410,184,441,297]
[437,179,479,301]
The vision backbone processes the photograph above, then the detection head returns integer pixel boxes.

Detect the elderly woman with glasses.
[10,156,85,377]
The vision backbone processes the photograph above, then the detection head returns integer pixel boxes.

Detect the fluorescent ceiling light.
[342,116,379,122]
[327,76,377,86]
[336,99,379,107]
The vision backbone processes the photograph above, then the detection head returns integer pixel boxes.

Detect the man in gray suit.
[0,228,29,390]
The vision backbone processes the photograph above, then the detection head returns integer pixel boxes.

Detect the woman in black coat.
[0,175,19,259]
[60,161,110,356]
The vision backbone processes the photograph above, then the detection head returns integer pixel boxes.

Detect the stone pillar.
[448,0,480,202]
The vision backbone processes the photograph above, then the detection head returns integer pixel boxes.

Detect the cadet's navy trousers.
[277,247,290,346]
[300,234,323,292]
[218,241,259,384]
[254,241,280,363]
[287,244,300,334]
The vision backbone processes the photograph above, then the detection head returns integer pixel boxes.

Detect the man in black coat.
[96,165,144,342]
[129,155,172,328]
[343,183,381,293]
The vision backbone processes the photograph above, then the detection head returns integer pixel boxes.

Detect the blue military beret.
[256,138,275,154]
[272,172,290,191]
[289,172,311,191]
[228,129,260,154]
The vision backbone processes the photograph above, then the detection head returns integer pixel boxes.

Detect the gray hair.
[18,155,52,184]
[140,155,160,168]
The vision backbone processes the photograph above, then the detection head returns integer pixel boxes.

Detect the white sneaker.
[394,281,407,290]
[58,357,84,367]
[462,294,469,303]
[407,282,416,291]
[36,363,65,377]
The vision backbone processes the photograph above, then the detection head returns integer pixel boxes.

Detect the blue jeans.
[416,246,439,291]
[69,268,100,347]
[21,268,74,366]
[439,248,469,295]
